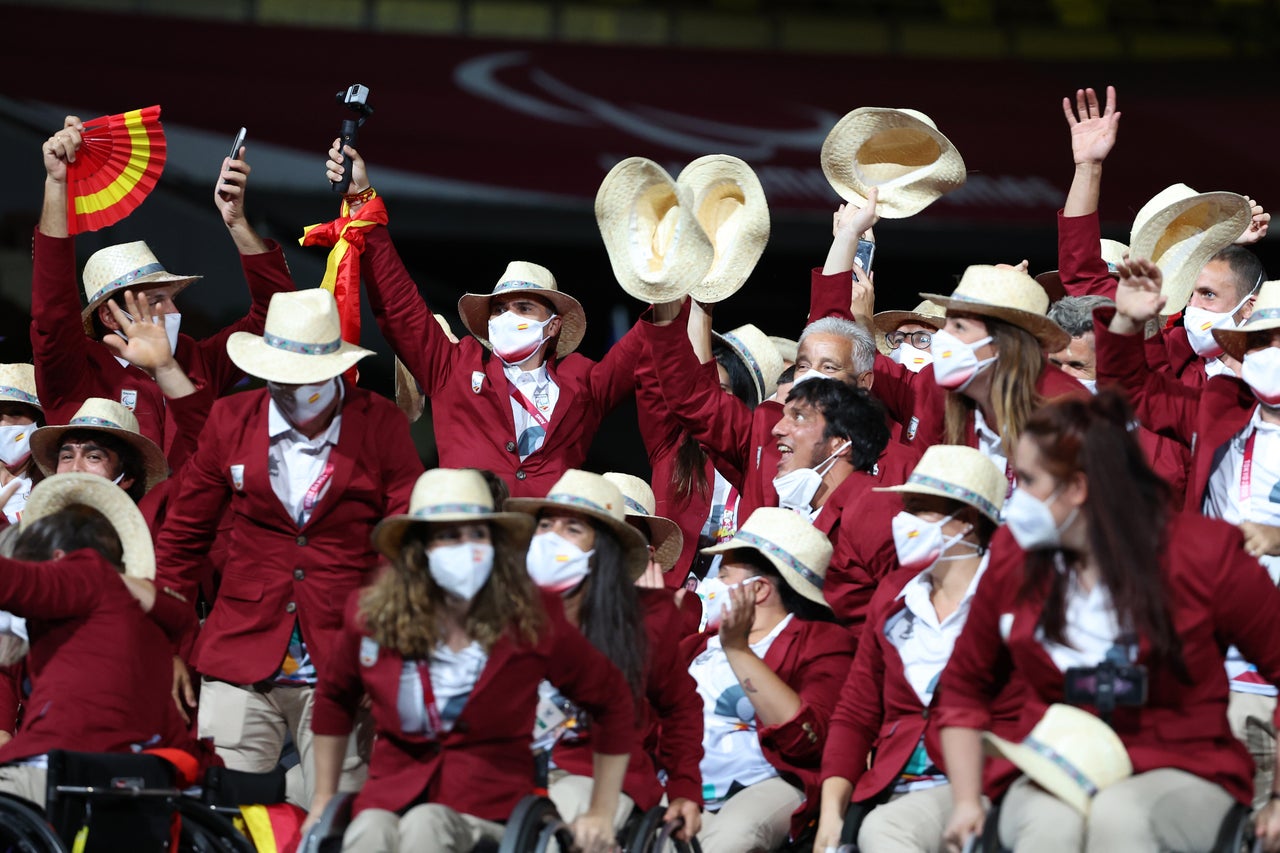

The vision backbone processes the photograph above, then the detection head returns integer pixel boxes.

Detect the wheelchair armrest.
[297,792,355,853]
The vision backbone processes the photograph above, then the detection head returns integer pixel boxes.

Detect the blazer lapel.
[485,355,519,440]
[245,393,295,529]
[540,357,576,446]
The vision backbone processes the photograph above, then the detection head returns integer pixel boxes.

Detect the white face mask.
[268,379,339,428]
[1184,292,1252,359]
[1242,346,1280,407]
[789,368,833,389]
[0,423,33,468]
[526,531,594,593]
[116,311,182,356]
[892,342,933,373]
[891,511,972,572]
[695,575,764,632]
[1004,485,1078,551]
[930,329,996,392]
[772,440,851,514]
[488,311,557,365]
[428,541,494,601]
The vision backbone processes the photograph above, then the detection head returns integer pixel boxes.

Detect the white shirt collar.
[503,362,550,386]
[897,551,990,629]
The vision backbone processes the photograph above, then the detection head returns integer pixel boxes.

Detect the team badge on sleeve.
[471,371,485,394]
[229,464,245,492]
[120,389,137,411]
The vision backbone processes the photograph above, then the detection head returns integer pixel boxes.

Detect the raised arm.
[1059,86,1122,298]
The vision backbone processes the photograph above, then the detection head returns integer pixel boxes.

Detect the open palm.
[1064,86,1120,165]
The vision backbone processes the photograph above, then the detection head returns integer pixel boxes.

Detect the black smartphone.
[855,238,875,276]
[228,127,247,161]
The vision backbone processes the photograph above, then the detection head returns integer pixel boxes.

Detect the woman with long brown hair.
[935,393,1280,852]
[307,468,634,853]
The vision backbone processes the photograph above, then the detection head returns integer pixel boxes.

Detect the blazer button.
[515,470,527,481]
[296,535,308,547]
[285,602,297,614]
[505,441,516,453]
[294,569,305,580]
[921,708,930,720]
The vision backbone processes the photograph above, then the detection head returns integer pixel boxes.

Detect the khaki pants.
[998,769,1235,853]
[697,776,804,853]
[342,803,504,853]
[858,784,973,853]
[547,771,636,831]
[0,764,46,808]
[1228,690,1277,809]
[198,678,370,808]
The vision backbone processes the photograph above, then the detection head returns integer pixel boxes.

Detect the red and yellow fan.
[65,105,166,235]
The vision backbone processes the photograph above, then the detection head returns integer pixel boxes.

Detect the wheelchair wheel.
[498,796,563,853]
[1212,801,1254,853]
[0,794,66,853]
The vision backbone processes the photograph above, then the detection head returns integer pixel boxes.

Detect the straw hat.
[371,468,535,560]
[873,299,946,356]
[821,107,967,219]
[984,704,1133,814]
[1214,280,1280,362]
[1129,184,1252,316]
[676,154,770,303]
[701,506,832,607]
[874,445,1006,523]
[227,289,373,385]
[595,157,715,304]
[29,398,167,493]
[508,469,650,580]
[80,241,201,333]
[921,265,1071,352]
[769,336,798,365]
[713,324,784,405]
[457,262,586,359]
[1034,240,1128,301]
[0,364,42,413]
[603,472,683,572]
[21,472,155,579]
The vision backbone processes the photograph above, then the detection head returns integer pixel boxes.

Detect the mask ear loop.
[815,440,854,476]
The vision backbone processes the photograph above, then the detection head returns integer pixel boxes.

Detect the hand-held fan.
[65,105,166,234]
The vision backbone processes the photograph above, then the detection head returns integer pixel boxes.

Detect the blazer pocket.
[220,575,265,603]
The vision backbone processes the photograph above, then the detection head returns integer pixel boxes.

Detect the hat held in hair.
[457,262,586,359]
[822,107,967,219]
[676,154,770,303]
[371,468,535,560]
[921,265,1071,352]
[603,472,683,572]
[595,157,715,305]
[28,397,168,493]
[1129,183,1251,316]
[701,506,833,607]
[226,289,373,385]
[1214,280,1280,363]
[22,472,156,579]
[984,704,1133,814]
[80,241,201,332]
[875,445,1006,523]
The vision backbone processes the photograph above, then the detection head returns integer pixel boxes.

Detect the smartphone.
[855,238,875,277]
[228,127,247,161]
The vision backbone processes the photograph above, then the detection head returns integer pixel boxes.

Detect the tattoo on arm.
[743,678,758,694]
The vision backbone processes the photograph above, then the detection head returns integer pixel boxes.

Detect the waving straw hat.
[372,468,535,560]
[457,262,586,359]
[29,398,168,493]
[595,157,714,304]
[508,469,651,580]
[875,445,1006,522]
[22,472,156,579]
[701,506,833,607]
[603,472,683,572]
[1129,184,1251,316]
[821,107,967,219]
[676,154,770,303]
[80,241,201,334]
[227,289,373,384]
[921,265,1071,352]
[713,323,783,405]
[1214,280,1280,362]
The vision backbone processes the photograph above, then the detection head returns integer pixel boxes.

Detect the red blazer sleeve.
[1057,210,1117,298]
[759,622,856,765]
[584,317,643,415]
[808,268,855,323]
[1212,527,1280,690]
[821,599,889,785]
[162,380,215,475]
[1093,308,1199,446]
[311,591,370,737]
[871,353,919,437]
[373,402,422,516]
[0,549,110,620]
[29,229,95,410]
[641,594,705,806]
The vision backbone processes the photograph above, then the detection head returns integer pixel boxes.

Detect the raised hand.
[1236,196,1271,245]
[832,187,880,238]
[1113,257,1167,330]
[1063,86,1120,166]
[102,289,176,374]
[43,116,83,184]
[325,139,370,192]
[718,580,758,652]
[850,260,875,324]
[214,145,251,230]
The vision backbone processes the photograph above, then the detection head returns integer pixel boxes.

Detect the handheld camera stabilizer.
[332,84,373,194]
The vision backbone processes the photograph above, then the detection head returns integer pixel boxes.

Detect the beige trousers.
[0,764,46,808]
[998,769,1235,853]
[1228,690,1277,809]
[697,776,805,853]
[857,784,972,853]
[547,771,636,831]
[342,803,505,853]
[198,678,370,808]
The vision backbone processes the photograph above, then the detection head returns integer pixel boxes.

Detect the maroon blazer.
[29,230,291,465]
[311,589,638,820]
[0,550,196,763]
[359,227,642,498]
[152,382,421,684]
[936,519,1280,806]
[812,442,920,632]
[1055,209,1118,299]
[1093,310,1256,508]
[822,568,1023,802]
[681,617,855,837]
[553,588,704,809]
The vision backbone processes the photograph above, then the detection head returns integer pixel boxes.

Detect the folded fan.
[65,105,165,234]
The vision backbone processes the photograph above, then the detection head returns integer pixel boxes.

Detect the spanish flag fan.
[65,105,166,235]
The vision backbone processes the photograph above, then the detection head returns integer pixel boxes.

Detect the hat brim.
[226,333,373,385]
[1130,192,1251,316]
[21,472,155,579]
[700,536,829,607]
[29,424,168,494]
[983,732,1092,814]
[457,291,587,360]
[873,310,945,336]
[677,155,770,304]
[712,330,781,404]
[873,481,1001,523]
[507,496,651,580]
[1214,318,1280,363]
[371,511,536,562]
[920,292,1072,353]
[80,274,200,335]
[627,514,684,572]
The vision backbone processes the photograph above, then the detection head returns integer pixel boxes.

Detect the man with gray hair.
[1046,294,1115,391]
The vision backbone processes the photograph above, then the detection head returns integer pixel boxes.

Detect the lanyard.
[302,461,335,515]
[507,379,551,430]
[1240,430,1258,505]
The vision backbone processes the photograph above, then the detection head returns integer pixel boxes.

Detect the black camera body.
[1064,659,1148,718]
